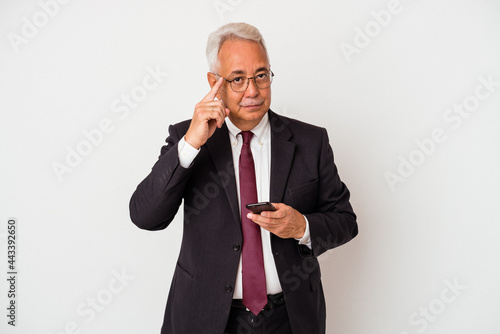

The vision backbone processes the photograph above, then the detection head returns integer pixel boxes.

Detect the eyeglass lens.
[231,72,273,92]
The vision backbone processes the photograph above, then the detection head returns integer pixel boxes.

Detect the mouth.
[240,101,264,110]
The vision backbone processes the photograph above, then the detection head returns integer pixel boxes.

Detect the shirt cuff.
[295,215,312,249]
[177,136,200,168]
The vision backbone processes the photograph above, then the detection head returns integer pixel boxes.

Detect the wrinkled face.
[213,39,271,131]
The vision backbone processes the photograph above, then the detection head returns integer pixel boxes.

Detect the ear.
[207,72,221,99]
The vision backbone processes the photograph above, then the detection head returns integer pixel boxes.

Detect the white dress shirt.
[177,113,311,298]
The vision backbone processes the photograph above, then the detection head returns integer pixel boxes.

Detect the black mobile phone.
[245,202,277,214]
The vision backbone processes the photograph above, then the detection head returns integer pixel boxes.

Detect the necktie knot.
[240,131,254,145]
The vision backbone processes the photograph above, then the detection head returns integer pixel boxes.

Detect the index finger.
[202,77,224,102]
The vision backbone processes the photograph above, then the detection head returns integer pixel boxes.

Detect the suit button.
[233,244,241,251]
[225,285,233,293]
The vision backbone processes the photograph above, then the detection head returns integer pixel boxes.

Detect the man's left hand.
[247,203,306,239]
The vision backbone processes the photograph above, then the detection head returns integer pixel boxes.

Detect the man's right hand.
[185,77,230,149]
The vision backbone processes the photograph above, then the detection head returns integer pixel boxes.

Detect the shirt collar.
[225,112,270,144]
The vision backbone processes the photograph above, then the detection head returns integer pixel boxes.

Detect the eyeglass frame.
[211,70,274,92]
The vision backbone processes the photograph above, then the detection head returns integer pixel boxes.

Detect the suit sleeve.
[304,128,358,257]
[129,124,193,231]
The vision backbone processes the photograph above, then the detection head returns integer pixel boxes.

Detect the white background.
[1,0,500,333]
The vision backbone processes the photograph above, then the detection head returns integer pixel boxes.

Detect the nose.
[244,78,259,97]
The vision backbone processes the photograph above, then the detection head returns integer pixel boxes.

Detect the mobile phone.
[245,202,277,214]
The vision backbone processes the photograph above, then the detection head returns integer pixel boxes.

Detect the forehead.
[218,39,269,74]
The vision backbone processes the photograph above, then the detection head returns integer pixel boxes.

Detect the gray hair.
[206,22,269,72]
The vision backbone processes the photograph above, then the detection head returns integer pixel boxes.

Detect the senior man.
[130,22,358,334]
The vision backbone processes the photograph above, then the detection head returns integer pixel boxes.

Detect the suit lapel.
[205,124,240,224]
[269,110,295,203]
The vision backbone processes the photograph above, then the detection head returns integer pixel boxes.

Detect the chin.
[245,110,267,121]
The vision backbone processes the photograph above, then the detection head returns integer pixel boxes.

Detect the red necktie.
[239,131,267,315]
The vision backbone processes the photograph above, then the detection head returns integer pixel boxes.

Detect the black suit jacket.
[130,110,358,334]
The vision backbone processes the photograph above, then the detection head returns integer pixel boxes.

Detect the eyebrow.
[229,67,269,76]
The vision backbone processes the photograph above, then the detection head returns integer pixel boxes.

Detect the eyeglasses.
[212,70,274,92]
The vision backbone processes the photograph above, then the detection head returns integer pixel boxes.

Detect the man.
[130,22,358,334]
